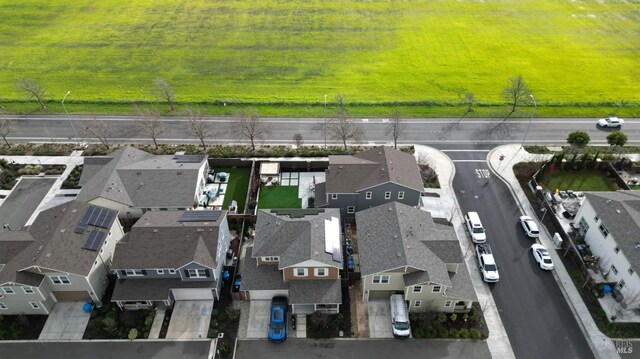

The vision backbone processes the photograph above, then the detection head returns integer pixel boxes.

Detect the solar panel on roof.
[79,207,93,225]
[179,210,222,222]
[87,207,117,229]
[82,229,106,251]
[173,155,206,163]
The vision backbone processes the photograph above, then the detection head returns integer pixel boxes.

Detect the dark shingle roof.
[446,264,477,302]
[289,279,342,305]
[0,201,118,285]
[77,146,205,208]
[111,278,215,301]
[585,191,640,272]
[239,247,289,291]
[111,210,226,270]
[356,202,462,287]
[252,209,342,269]
[324,146,423,194]
[314,182,327,207]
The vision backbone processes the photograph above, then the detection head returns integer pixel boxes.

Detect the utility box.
[553,233,563,248]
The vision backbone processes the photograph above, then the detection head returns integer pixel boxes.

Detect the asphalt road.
[450,148,594,359]
[0,340,212,359]
[4,115,639,146]
[235,339,491,359]
[0,177,56,231]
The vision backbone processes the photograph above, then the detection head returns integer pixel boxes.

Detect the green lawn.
[258,186,301,210]
[542,170,617,192]
[0,0,638,116]
[630,185,640,191]
[217,167,251,213]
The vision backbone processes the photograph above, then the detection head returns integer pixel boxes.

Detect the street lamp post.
[324,94,328,148]
[522,94,537,148]
[62,91,80,146]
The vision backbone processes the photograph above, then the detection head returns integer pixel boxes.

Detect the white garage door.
[249,290,288,300]
[172,288,214,301]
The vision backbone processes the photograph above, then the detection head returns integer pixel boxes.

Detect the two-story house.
[314,146,423,217]
[110,210,230,310]
[574,191,640,309]
[356,202,476,313]
[0,201,122,314]
[76,146,210,218]
[240,209,343,314]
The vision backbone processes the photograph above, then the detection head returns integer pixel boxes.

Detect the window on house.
[263,257,279,262]
[22,286,34,294]
[331,194,338,200]
[365,192,372,200]
[594,215,599,222]
[0,303,7,310]
[50,276,71,285]
[384,191,391,200]
[186,269,207,278]
[579,217,589,233]
[629,267,635,276]
[618,279,626,290]
[125,269,144,276]
[599,223,609,238]
[156,269,164,275]
[611,265,618,275]
[413,286,422,293]
[294,268,308,277]
[414,300,422,307]
[615,246,620,254]
[347,206,355,214]
[398,191,405,200]
[444,300,453,307]
[2,287,14,294]
[169,269,176,274]
[315,268,328,277]
[372,275,389,284]
[29,302,40,309]
[432,286,442,293]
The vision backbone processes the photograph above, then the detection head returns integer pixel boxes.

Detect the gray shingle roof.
[585,191,640,272]
[0,201,118,285]
[111,210,226,270]
[289,279,342,305]
[111,278,215,301]
[314,182,327,207]
[77,146,205,208]
[239,247,289,291]
[446,264,477,302]
[252,209,342,269]
[324,146,423,194]
[356,202,461,288]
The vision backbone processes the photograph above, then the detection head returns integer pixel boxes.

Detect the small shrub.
[128,328,138,340]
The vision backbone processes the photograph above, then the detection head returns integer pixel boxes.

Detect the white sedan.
[519,216,540,238]
[531,244,554,270]
[597,116,624,128]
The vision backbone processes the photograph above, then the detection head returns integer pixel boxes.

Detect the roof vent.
[197,228,205,232]
[72,209,77,213]
[60,228,66,233]
[137,171,142,175]
[153,229,159,233]
[616,209,621,214]
[378,152,382,155]
[388,207,392,211]
[636,242,640,250]
[393,234,398,239]
[177,171,182,175]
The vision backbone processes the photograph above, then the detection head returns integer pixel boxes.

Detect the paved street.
[235,339,491,359]
[451,147,594,359]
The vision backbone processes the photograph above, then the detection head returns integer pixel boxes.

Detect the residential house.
[240,209,343,314]
[0,201,122,314]
[574,191,640,309]
[314,146,423,217]
[76,146,210,218]
[356,202,476,313]
[110,210,230,310]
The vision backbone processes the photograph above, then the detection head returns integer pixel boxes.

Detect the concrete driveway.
[39,302,91,340]
[367,300,393,338]
[246,300,270,339]
[166,300,213,339]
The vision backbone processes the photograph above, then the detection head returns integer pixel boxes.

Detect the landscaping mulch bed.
[0,315,48,340]
[410,303,488,339]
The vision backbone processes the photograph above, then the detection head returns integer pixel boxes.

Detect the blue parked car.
[268,296,288,342]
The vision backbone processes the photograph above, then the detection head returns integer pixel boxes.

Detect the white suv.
[465,212,486,243]
[597,116,624,128]
[519,216,540,238]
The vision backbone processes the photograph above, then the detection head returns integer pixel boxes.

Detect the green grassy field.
[1,0,638,115]
[543,170,618,192]
[218,167,251,213]
[258,186,302,209]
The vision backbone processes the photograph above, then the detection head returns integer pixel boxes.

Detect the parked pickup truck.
[476,244,499,283]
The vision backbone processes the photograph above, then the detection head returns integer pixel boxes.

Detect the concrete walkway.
[414,145,515,359]
[147,308,166,339]
[487,144,620,359]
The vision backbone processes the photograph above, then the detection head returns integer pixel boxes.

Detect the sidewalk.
[413,145,515,359]
[487,144,620,359]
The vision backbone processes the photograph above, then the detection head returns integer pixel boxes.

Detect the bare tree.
[17,78,47,110]
[185,106,212,149]
[81,117,114,149]
[502,75,530,120]
[135,106,165,149]
[232,108,271,151]
[335,94,346,111]
[153,79,175,111]
[0,117,13,147]
[293,133,304,147]
[461,92,475,120]
[327,109,364,151]
[386,110,406,149]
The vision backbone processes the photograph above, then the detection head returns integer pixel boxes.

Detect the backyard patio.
[257,172,324,210]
